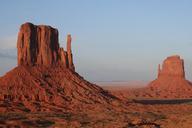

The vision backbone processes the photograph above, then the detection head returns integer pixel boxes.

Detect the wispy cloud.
[0,35,17,59]
[0,35,17,50]
[0,48,16,59]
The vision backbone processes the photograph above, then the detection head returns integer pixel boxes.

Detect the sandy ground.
[100,83,192,128]
[98,81,147,90]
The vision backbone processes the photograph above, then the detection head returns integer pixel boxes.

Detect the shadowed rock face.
[17,22,75,70]
[158,55,185,79]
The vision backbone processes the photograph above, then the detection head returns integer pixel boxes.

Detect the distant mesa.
[147,55,192,98]
[158,55,185,79]
[17,22,75,70]
[100,55,192,99]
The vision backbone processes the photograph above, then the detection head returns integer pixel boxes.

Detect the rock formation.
[66,34,75,70]
[158,55,185,79]
[119,55,192,99]
[17,22,75,71]
[146,55,192,98]
[0,22,117,112]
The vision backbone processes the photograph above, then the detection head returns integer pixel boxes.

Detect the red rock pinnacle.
[66,34,75,71]
[17,22,75,71]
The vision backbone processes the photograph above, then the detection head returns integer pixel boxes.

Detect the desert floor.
[0,83,192,128]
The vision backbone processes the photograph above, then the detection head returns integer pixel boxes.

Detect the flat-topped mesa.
[158,55,185,79]
[17,22,75,71]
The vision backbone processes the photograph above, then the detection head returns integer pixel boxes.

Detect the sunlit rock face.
[158,55,185,79]
[17,22,75,70]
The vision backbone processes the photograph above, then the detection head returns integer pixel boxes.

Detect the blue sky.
[0,0,192,82]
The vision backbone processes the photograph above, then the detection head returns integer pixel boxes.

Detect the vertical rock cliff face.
[158,55,185,79]
[17,22,75,71]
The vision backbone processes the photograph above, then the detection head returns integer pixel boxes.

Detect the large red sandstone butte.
[0,22,117,112]
[17,23,75,70]
[147,55,192,98]
[158,55,185,78]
